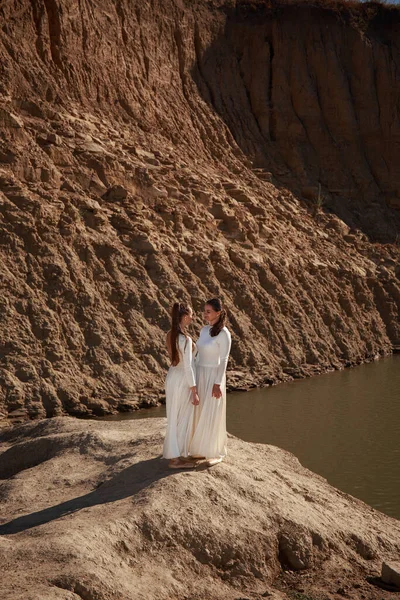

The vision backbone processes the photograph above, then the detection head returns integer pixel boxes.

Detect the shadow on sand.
[0,457,195,536]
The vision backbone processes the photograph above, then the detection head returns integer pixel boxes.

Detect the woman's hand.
[190,387,200,406]
[212,384,222,399]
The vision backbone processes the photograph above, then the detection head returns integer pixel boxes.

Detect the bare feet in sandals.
[204,458,223,467]
[182,456,202,463]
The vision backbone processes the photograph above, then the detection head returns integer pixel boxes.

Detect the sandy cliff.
[0,0,399,419]
[1,417,400,600]
[200,2,400,241]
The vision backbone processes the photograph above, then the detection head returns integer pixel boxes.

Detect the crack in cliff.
[115,0,128,46]
[372,47,382,129]
[174,26,189,101]
[266,39,276,142]
[174,22,202,146]
[1,36,17,62]
[290,88,316,161]
[238,56,265,145]
[77,0,90,56]
[193,20,216,111]
[43,0,63,69]
[28,0,43,47]
[136,8,150,81]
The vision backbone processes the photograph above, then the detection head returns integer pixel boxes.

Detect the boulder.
[381,561,400,589]
[47,133,62,146]
[0,108,23,128]
[102,184,128,202]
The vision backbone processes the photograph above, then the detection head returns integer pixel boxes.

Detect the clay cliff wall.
[0,0,399,419]
[197,1,400,241]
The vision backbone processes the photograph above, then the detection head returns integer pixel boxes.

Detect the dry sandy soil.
[0,0,400,422]
[1,416,400,600]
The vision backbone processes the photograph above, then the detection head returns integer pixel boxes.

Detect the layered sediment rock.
[1,417,400,600]
[0,0,399,420]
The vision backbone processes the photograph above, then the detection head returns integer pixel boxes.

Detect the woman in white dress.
[190,298,231,465]
[163,302,200,469]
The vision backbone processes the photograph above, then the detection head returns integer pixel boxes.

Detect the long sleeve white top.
[196,326,231,385]
[176,334,196,388]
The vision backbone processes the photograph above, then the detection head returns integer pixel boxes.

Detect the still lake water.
[102,355,400,520]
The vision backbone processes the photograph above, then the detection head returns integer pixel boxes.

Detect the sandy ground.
[0,416,399,600]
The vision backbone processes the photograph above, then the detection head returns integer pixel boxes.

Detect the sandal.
[204,458,223,467]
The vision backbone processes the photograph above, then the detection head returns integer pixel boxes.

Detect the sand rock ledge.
[0,417,399,600]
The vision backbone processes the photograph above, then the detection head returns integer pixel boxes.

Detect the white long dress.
[163,334,196,459]
[190,325,231,460]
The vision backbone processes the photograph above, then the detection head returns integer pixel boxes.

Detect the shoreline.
[1,347,397,429]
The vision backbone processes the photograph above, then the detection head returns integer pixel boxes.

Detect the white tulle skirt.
[163,365,195,459]
[189,365,227,460]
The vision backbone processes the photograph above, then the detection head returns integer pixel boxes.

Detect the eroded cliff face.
[0,0,399,420]
[199,2,400,241]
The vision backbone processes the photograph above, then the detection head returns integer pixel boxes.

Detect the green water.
[102,355,400,519]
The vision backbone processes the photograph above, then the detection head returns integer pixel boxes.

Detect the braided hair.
[206,298,227,337]
[169,302,191,366]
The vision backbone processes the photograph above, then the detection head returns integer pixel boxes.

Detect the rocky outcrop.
[0,0,400,420]
[0,417,399,600]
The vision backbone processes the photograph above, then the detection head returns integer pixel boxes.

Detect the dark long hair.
[206,298,227,337]
[169,302,191,366]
